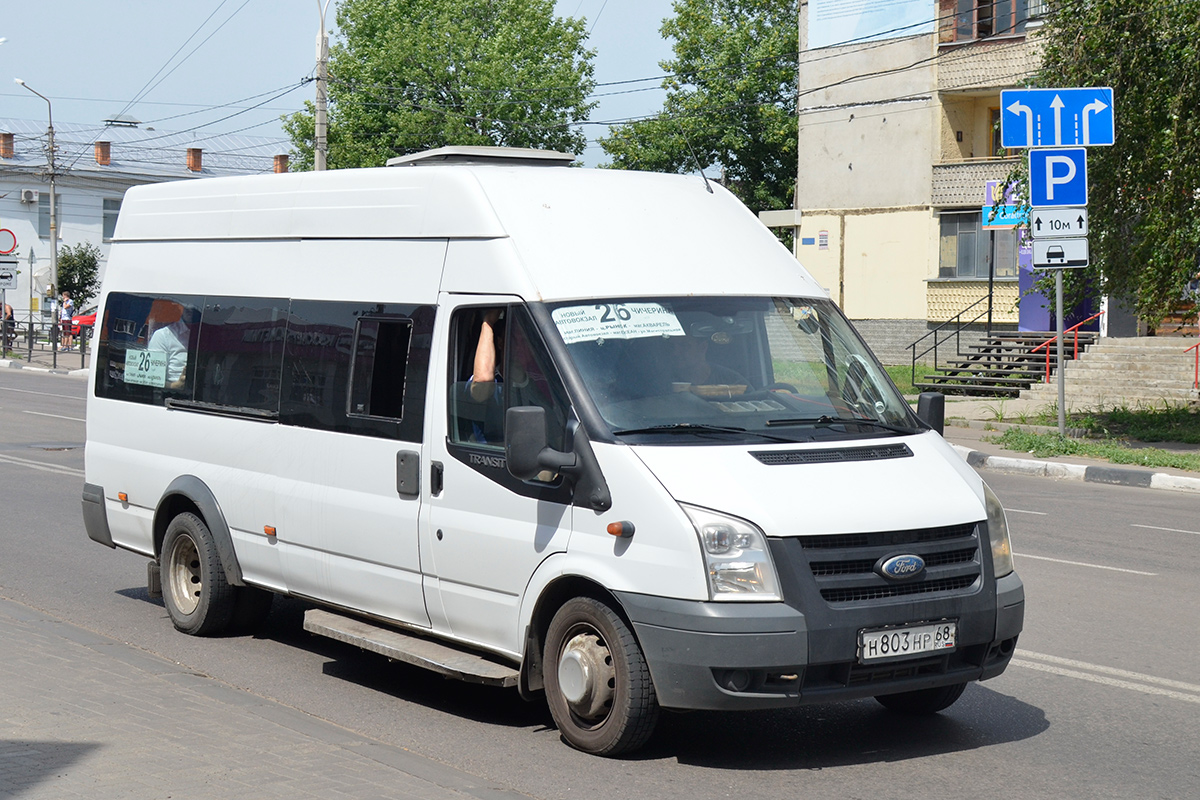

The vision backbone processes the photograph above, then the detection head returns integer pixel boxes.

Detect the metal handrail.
[1029,310,1106,383]
[909,296,991,385]
[1186,343,1199,390]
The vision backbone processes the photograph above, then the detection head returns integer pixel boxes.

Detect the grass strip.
[989,427,1200,473]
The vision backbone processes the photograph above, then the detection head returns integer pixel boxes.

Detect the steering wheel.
[763,382,800,393]
[842,355,886,418]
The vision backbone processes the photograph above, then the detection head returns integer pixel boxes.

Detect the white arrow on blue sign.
[1030,148,1087,208]
[1001,87,1114,148]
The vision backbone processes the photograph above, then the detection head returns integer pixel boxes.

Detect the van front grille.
[789,522,983,606]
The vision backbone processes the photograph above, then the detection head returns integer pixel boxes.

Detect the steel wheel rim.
[557,624,616,727]
[167,533,202,615]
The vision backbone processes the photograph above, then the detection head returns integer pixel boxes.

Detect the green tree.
[1030,0,1200,325]
[283,0,596,170]
[56,242,101,308]
[598,0,798,218]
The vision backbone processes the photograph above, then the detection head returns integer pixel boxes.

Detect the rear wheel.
[875,682,967,714]
[161,512,235,636]
[543,597,659,756]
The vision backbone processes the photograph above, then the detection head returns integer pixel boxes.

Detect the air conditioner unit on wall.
[20,189,38,204]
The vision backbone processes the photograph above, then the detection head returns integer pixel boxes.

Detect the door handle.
[396,450,420,498]
[430,461,444,497]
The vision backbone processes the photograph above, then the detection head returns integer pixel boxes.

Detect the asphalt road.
[2,368,1198,799]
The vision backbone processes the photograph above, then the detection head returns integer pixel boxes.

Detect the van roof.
[113,163,824,301]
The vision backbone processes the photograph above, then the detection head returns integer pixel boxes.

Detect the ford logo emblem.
[876,554,926,581]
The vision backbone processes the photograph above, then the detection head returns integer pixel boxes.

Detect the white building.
[0,118,288,326]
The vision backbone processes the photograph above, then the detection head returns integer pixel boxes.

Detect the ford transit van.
[82,146,1023,755]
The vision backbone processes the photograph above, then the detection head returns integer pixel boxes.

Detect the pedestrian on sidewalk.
[3,302,13,351]
[60,290,75,351]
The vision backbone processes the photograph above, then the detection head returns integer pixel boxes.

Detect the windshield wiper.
[612,423,797,443]
[765,415,921,435]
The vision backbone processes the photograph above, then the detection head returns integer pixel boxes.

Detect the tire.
[229,586,275,634]
[161,512,235,636]
[875,682,968,715]
[543,597,660,756]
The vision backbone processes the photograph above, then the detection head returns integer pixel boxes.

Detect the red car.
[70,305,97,336]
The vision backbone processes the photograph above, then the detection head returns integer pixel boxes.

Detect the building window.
[38,193,59,239]
[952,0,1030,41]
[102,198,121,242]
[939,213,1019,279]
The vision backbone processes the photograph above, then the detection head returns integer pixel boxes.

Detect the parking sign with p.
[1030,147,1087,208]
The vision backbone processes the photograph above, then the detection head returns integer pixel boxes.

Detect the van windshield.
[548,297,920,443]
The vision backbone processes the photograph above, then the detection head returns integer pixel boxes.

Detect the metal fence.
[2,311,91,370]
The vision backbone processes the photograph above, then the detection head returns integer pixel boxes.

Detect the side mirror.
[916,392,945,435]
[505,407,576,480]
[505,407,612,512]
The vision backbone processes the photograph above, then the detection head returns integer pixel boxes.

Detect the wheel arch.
[518,572,633,701]
[154,475,244,586]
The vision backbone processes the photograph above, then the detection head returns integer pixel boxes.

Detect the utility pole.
[314,0,333,171]
[15,78,58,367]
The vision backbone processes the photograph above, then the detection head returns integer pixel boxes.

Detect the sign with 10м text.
[1000,87,1114,148]
[1030,148,1087,208]
[1031,208,1088,239]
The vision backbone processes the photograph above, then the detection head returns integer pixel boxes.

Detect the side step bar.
[303,609,520,688]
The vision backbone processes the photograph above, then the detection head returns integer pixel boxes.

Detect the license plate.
[858,621,957,663]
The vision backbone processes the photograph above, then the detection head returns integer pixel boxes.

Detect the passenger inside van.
[146,299,191,389]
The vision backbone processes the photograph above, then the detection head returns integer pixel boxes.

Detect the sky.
[0,0,676,168]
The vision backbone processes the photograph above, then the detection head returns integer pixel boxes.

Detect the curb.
[1,358,89,377]
[950,443,1200,494]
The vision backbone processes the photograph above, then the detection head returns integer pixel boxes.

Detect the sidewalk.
[0,344,90,377]
[0,596,525,800]
[939,395,1200,494]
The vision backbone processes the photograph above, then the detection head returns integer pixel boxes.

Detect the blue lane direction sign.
[1031,207,1088,239]
[1033,238,1089,269]
[1001,87,1114,148]
[1030,148,1087,208]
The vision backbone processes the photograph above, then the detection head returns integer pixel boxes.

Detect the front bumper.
[614,570,1023,711]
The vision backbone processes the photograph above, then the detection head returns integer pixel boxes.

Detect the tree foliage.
[1033,0,1200,324]
[598,0,798,217]
[283,0,596,170]
[57,242,101,308]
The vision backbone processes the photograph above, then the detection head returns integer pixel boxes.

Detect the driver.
[667,332,746,387]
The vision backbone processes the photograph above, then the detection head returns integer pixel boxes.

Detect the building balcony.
[937,36,1042,93]
[932,158,1021,208]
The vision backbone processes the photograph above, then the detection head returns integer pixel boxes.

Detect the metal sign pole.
[1056,269,1066,435]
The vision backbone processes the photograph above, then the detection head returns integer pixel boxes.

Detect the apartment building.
[793,0,1045,363]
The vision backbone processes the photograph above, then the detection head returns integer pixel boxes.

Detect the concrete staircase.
[1020,337,1200,410]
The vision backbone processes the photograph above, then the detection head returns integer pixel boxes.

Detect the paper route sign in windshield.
[552,303,685,344]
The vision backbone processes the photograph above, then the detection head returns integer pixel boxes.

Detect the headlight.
[983,482,1014,578]
[681,504,781,601]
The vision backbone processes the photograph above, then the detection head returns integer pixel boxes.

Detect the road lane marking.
[1019,651,1200,693]
[0,453,84,477]
[1007,508,1048,515]
[1013,552,1156,576]
[1013,652,1200,705]
[1131,524,1200,537]
[0,386,84,401]
[22,410,86,423]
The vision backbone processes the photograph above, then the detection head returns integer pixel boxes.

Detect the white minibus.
[82,147,1023,755]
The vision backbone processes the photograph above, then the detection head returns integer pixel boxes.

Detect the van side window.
[94,292,202,405]
[448,305,570,462]
[193,297,288,414]
[349,317,412,420]
[282,301,434,442]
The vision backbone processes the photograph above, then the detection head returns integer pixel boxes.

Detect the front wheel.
[161,512,235,636]
[543,597,660,755]
[875,682,967,714]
